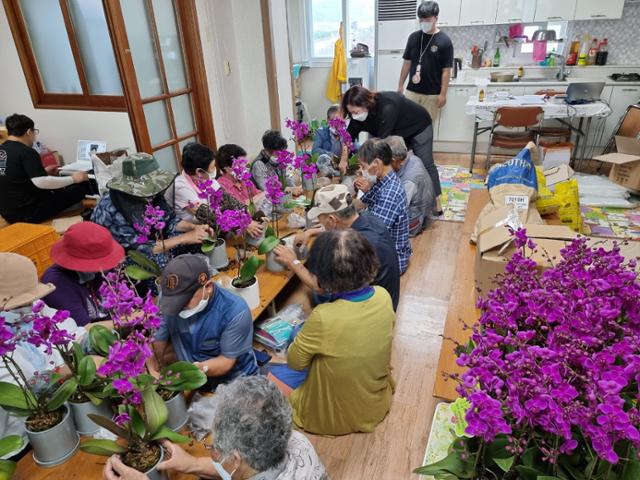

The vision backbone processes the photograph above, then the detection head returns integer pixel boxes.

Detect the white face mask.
[329,127,337,135]
[179,288,209,319]
[420,21,434,33]
[351,111,368,122]
[211,457,237,480]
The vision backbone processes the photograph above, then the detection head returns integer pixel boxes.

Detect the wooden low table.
[433,189,561,401]
[15,430,211,479]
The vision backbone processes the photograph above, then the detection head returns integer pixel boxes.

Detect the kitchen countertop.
[448,79,640,87]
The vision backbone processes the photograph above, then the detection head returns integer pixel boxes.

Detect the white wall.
[269,0,295,134]
[0,5,135,163]
[196,0,292,157]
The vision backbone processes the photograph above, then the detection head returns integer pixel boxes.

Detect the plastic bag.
[254,304,307,352]
[91,152,126,196]
[535,167,561,215]
[187,392,218,441]
[555,179,582,232]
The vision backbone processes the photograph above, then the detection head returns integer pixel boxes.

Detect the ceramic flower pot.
[145,446,169,480]
[302,174,317,192]
[69,399,112,435]
[26,405,79,467]
[164,393,188,432]
[207,238,229,270]
[228,277,260,309]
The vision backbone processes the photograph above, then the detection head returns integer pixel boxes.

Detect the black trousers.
[3,183,92,224]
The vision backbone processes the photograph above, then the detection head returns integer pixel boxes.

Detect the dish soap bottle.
[586,38,599,65]
[577,34,590,66]
[566,35,580,66]
[493,48,501,67]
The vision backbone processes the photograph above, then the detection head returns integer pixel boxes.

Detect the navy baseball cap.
[160,255,210,316]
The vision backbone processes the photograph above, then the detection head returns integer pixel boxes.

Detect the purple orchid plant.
[0,302,83,430]
[416,230,640,479]
[80,271,206,473]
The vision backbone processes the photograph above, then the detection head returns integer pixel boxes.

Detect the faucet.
[553,53,570,81]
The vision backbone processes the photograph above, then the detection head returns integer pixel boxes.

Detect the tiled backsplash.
[445,2,640,66]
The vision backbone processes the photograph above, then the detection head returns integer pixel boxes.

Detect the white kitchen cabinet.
[602,85,640,147]
[534,0,577,21]
[573,0,624,20]
[495,0,536,24]
[437,87,477,142]
[436,0,462,27]
[458,0,498,26]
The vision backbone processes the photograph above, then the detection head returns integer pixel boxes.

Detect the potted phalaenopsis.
[81,272,206,479]
[415,231,640,480]
[216,208,264,309]
[231,157,269,247]
[126,203,165,281]
[196,179,229,269]
[285,118,319,192]
[260,174,288,273]
[0,305,81,467]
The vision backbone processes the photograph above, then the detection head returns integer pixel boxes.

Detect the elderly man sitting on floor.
[151,254,258,392]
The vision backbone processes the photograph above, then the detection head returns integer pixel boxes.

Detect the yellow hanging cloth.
[326,22,347,103]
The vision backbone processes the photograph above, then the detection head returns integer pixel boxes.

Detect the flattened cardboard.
[475,224,578,297]
[544,164,574,188]
[595,136,640,192]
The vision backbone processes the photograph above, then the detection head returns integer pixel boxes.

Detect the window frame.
[3,0,126,112]
[306,0,347,65]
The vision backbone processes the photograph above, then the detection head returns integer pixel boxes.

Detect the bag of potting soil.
[486,142,539,206]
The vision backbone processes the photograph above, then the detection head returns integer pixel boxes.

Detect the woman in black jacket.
[341,85,441,211]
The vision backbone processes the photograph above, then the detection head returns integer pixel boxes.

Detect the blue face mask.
[211,457,237,480]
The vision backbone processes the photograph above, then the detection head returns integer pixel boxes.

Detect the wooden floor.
[304,153,480,479]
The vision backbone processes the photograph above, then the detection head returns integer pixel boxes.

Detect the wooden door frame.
[102,0,215,158]
[260,0,281,130]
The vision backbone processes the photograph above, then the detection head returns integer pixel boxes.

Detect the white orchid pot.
[247,229,266,247]
[208,238,229,269]
[229,277,260,309]
[302,174,317,192]
[145,446,169,480]
[69,399,112,435]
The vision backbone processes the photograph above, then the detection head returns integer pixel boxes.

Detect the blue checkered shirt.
[362,171,412,273]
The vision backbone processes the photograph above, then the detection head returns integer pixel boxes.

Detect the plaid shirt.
[362,171,412,273]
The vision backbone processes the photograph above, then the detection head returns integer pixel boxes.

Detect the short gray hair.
[335,204,357,219]
[211,376,292,471]
[385,136,408,160]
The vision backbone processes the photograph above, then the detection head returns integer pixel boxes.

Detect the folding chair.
[528,89,572,142]
[486,106,543,171]
[603,104,640,154]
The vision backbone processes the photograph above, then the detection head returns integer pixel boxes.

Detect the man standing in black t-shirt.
[0,114,90,224]
[398,1,454,127]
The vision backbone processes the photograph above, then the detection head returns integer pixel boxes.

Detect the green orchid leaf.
[265,225,275,238]
[0,382,36,411]
[88,325,117,357]
[160,362,207,391]
[129,407,146,439]
[79,439,127,457]
[77,356,97,387]
[201,239,216,253]
[125,264,157,281]
[84,391,103,406]
[72,341,85,366]
[0,460,17,480]
[514,466,547,480]
[310,119,320,131]
[258,235,281,255]
[413,450,475,478]
[622,459,640,480]
[494,456,514,472]
[47,377,78,412]
[87,414,129,439]
[143,386,168,437]
[149,425,190,443]
[127,250,162,275]
[0,435,23,458]
[238,255,263,284]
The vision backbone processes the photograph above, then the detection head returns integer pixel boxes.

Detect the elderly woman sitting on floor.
[102,376,327,480]
[269,229,396,436]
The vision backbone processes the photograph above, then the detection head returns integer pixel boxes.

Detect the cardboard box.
[476,223,577,297]
[540,142,573,170]
[595,136,640,193]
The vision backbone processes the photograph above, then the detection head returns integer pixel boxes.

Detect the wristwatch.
[291,259,301,267]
